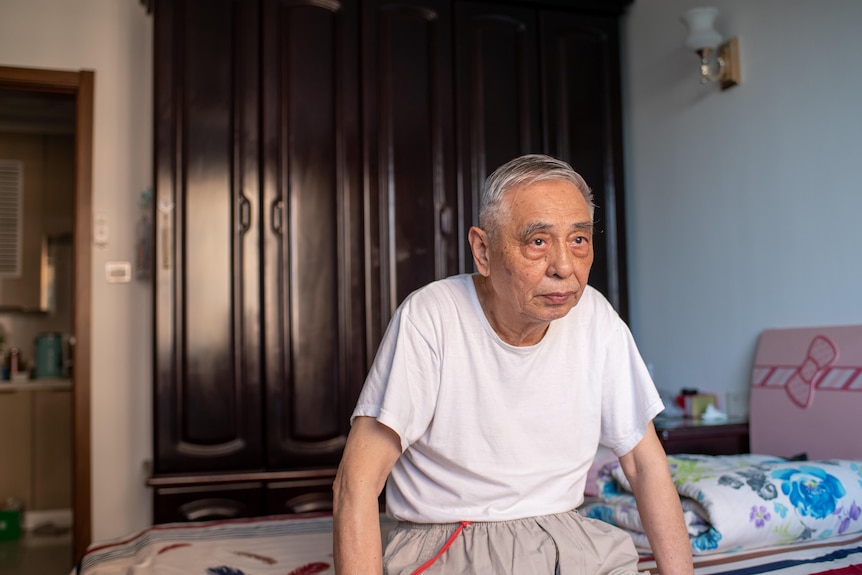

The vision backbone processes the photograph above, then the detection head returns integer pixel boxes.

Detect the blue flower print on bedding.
[207,567,245,575]
[773,501,789,519]
[597,463,628,499]
[583,505,617,525]
[772,465,846,519]
[582,454,862,556]
[691,527,722,552]
[853,462,862,488]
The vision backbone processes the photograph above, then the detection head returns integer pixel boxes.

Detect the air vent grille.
[0,160,23,277]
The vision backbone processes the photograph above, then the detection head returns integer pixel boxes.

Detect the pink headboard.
[749,324,862,460]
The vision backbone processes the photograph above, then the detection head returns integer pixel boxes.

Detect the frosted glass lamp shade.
[681,7,723,51]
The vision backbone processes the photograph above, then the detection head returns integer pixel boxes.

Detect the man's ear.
[468,226,491,277]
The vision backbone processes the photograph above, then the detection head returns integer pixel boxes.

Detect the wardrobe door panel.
[540,11,628,318]
[454,2,541,267]
[362,0,456,351]
[154,0,262,473]
[261,0,364,468]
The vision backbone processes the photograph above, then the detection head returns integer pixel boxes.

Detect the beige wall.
[0,0,154,540]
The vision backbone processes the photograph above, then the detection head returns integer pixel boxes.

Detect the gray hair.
[478,154,595,236]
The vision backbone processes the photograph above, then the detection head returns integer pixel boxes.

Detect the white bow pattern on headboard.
[750,335,861,408]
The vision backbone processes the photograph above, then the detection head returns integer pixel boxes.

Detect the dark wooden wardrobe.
[148,0,632,523]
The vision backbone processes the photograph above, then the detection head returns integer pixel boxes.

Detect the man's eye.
[531,238,545,247]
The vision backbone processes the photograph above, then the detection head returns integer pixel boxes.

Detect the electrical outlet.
[105,261,131,283]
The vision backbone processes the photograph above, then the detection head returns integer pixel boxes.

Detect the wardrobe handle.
[440,203,453,237]
[271,198,284,235]
[158,199,174,269]
[177,498,247,522]
[238,195,251,234]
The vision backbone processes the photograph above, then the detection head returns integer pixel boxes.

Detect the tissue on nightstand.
[701,403,729,422]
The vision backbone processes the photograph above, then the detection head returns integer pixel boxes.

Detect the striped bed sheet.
[75,513,396,575]
[638,532,862,575]
[75,512,862,575]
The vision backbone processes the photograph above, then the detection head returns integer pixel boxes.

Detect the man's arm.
[618,422,694,575]
[333,416,403,574]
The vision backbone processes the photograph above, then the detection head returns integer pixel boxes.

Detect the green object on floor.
[0,509,21,541]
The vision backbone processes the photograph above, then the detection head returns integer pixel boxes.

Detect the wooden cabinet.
[151,0,632,523]
[0,389,31,504]
[0,385,72,511]
[656,419,751,456]
[31,387,73,509]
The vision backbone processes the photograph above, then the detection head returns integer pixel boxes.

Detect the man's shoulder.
[573,285,620,320]
[404,274,472,303]
[555,286,629,342]
[399,274,474,317]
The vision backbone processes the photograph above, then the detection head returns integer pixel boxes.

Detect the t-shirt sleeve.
[350,301,441,453]
[599,319,664,457]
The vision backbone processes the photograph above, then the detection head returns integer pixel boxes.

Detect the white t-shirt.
[351,273,663,523]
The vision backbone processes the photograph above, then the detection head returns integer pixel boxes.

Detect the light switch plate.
[94,214,109,246]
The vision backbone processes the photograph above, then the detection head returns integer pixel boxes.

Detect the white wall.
[0,0,153,540]
[623,1,862,411]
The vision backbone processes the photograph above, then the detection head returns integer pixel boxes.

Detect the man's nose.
[547,240,574,278]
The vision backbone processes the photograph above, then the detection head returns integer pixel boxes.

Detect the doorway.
[0,65,93,563]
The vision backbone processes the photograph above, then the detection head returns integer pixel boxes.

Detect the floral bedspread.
[579,454,862,555]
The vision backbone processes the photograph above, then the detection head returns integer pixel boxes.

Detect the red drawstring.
[410,521,472,575]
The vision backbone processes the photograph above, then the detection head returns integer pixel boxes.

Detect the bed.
[75,325,862,575]
[74,513,397,575]
[581,324,862,574]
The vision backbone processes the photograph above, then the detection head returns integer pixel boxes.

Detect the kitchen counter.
[0,378,72,391]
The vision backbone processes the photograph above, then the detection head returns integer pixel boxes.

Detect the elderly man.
[333,154,693,574]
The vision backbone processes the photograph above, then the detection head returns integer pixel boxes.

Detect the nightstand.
[654,418,750,455]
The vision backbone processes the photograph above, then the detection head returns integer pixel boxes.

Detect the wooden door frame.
[0,65,93,562]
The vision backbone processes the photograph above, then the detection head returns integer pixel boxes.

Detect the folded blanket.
[579,454,862,555]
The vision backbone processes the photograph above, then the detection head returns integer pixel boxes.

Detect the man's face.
[480,179,594,330]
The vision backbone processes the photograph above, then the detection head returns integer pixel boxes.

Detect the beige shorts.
[383,509,646,575]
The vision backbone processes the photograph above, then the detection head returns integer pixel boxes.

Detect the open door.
[0,65,93,563]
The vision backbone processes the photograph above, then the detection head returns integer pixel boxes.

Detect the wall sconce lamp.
[681,7,741,90]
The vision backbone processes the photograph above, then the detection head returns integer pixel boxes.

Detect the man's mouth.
[541,292,575,304]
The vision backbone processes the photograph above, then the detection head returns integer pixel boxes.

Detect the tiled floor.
[0,529,74,575]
